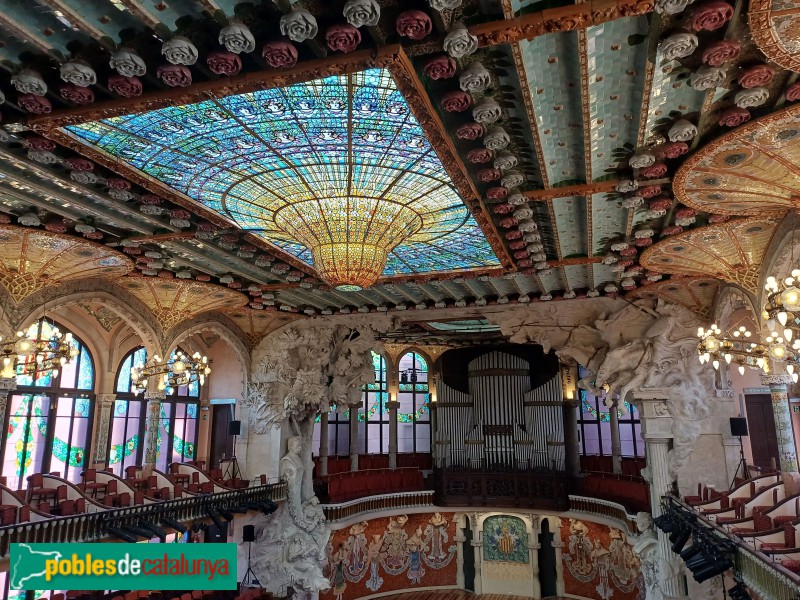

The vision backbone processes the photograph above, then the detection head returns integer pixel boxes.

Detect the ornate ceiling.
[0,0,796,327]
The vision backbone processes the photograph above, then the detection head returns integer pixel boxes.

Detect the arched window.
[398,352,431,453]
[109,346,148,475]
[363,352,388,454]
[1,319,95,489]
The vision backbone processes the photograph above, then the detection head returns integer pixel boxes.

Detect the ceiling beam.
[469,0,655,47]
[524,180,620,200]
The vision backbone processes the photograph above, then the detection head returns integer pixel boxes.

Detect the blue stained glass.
[63,68,500,276]
[77,346,94,390]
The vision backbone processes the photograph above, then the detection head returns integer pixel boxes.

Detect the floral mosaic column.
[761,374,799,473]
[349,399,361,471]
[92,394,116,465]
[386,399,400,469]
[143,390,166,467]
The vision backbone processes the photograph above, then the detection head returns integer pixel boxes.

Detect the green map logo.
[10,543,238,591]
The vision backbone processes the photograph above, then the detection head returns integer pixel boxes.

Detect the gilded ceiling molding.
[626,277,720,321]
[640,217,780,294]
[115,277,248,332]
[523,181,621,200]
[29,44,513,278]
[0,225,133,303]
[225,309,302,347]
[748,0,800,74]
[673,102,800,216]
[510,43,550,189]
[468,0,655,46]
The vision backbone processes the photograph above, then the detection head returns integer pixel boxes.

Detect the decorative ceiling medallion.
[673,102,800,216]
[0,225,133,303]
[35,47,503,290]
[116,277,247,330]
[640,218,779,293]
[626,277,721,320]
[225,308,300,344]
[748,0,800,73]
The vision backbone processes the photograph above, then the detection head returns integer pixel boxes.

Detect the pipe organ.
[434,351,565,471]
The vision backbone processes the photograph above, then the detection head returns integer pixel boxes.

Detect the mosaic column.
[92,394,117,465]
[0,377,17,419]
[143,390,166,469]
[319,409,329,477]
[386,399,400,469]
[528,516,542,599]
[348,400,361,471]
[761,373,799,473]
[609,398,622,474]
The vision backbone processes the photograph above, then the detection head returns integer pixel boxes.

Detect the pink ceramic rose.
[424,55,457,80]
[65,157,94,171]
[477,168,501,182]
[326,24,361,53]
[639,185,661,198]
[18,94,52,114]
[107,178,131,190]
[634,237,653,247]
[648,198,672,211]
[486,187,508,200]
[140,194,162,205]
[59,84,95,104]
[157,64,192,87]
[675,207,696,219]
[514,250,529,259]
[262,40,298,68]
[662,225,684,236]
[499,217,519,228]
[718,106,750,127]
[505,230,523,240]
[108,75,142,97]
[738,64,775,89]
[83,231,103,240]
[689,2,733,31]
[440,90,472,112]
[656,141,689,159]
[702,40,740,66]
[467,148,492,163]
[620,246,639,257]
[508,240,527,249]
[25,137,56,151]
[396,10,432,40]
[207,51,242,76]
[708,214,729,223]
[457,123,484,140]
[640,162,668,178]
[787,83,800,102]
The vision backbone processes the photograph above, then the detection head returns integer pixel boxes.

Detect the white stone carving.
[219,22,256,54]
[668,119,697,142]
[472,97,503,124]
[460,62,492,93]
[689,65,726,91]
[443,23,478,58]
[280,10,319,43]
[60,61,97,87]
[734,87,769,108]
[162,36,199,65]
[629,152,656,169]
[11,70,47,95]
[483,126,510,150]
[659,33,698,62]
[110,49,146,77]
[343,0,380,28]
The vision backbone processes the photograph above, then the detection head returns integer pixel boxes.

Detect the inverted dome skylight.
[61,67,500,289]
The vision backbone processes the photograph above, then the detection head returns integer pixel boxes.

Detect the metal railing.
[0,481,286,559]
[322,490,434,522]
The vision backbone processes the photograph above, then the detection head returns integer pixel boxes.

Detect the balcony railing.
[322,490,434,522]
[0,481,286,559]
[432,467,570,509]
[568,495,638,536]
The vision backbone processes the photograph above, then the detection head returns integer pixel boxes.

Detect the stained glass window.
[63,68,501,278]
[0,319,94,488]
[158,349,200,470]
[363,352,389,454]
[398,352,431,453]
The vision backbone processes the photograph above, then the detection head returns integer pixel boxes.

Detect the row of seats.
[313,453,432,476]
[581,473,650,513]
[326,467,425,502]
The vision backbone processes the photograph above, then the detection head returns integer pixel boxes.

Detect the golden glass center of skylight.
[62,68,500,289]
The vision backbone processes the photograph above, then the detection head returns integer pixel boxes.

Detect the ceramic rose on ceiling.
[429,0,463,9]
[280,10,319,43]
[668,119,697,141]
[483,126,510,150]
[162,36,199,65]
[343,0,380,27]
[444,23,478,58]
[460,62,491,92]
[219,22,256,54]
[60,61,97,87]
[472,98,502,124]
[11,70,47,96]
[659,33,698,62]
[110,49,146,77]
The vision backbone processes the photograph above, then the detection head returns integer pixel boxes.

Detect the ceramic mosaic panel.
[591,192,628,255]
[592,262,621,290]
[552,195,589,257]
[323,512,458,600]
[0,225,133,302]
[483,515,529,563]
[562,264,593,291]
[627,277,720,319]
[561,518,641,600]
[586,17,649,181]
[749,0,800,71]
[641,56,705,148]
[674,103,800,215]
[519,33,585,185]
[63,68,500,277]
[536,266,564,293]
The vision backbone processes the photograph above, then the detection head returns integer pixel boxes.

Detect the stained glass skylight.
[62,68,500,287]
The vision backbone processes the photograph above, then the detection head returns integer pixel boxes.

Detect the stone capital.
[761,373,793,387]
[0,377,17,393]
[96,393,117,406]
[385,400,401,410]
[144,390,167,402]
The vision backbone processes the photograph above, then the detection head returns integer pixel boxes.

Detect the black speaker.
[243,525,256,542]
[228,420,241,436]
[730,417,749,437]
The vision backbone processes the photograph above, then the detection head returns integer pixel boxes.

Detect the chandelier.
[130,350,211,394]
[274,199,423,291]
[0,326,78,379]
